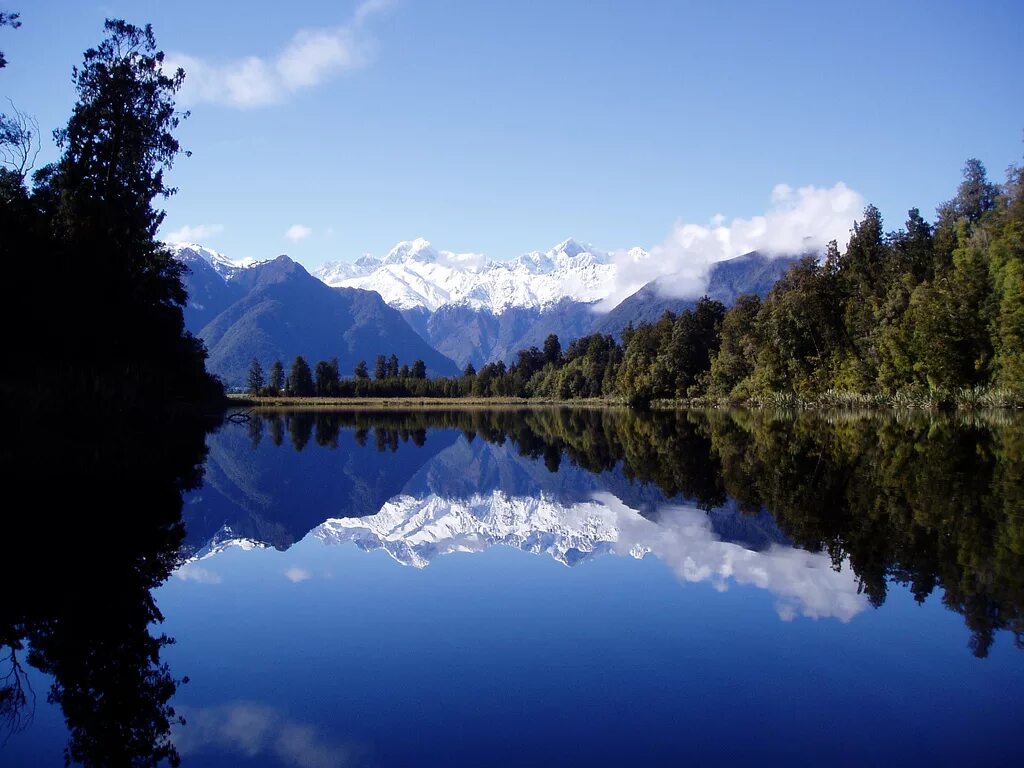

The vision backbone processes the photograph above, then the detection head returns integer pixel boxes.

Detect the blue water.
[4,409,1023,766]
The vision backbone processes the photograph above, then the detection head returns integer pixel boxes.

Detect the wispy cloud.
[286,224,313,242]
[175,701,362,767]
[285,566,312,583]
[169,0,392,109]
[599,182,865,308]
[173,564,223,584]
[166,223,224,243]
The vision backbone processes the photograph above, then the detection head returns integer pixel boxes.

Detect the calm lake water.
[3,407,1023,766]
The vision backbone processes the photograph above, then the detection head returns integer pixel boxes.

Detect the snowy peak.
[382,238,438,265]
[549,237,599,261]
[315,490,629,569]
[310,489,868,622]
[169,242,257,280]
[313,237,622,314]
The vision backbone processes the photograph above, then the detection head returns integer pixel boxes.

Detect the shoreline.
[228,394,627,410]
[227,392,1024,413]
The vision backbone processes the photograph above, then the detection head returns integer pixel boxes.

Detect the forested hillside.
[257,151,1023,408]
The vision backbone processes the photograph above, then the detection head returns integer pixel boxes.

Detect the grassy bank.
[230,386,1024,412]
[228,394,626,410]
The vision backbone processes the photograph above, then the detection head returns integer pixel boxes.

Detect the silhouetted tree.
[6,18,223,413]
[268,360,284,392]
[374,354,387,380]
[315,358,339,396]
[411,359,427,379]
[247,358,264,395]
[354,360,369,380]
[287,355,314,396]
[0,11,20,69]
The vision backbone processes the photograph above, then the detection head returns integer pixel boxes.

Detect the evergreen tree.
[543,334,562,365]
[268,360,284,392]
[387,353,399,378]
[7,18,223,411]
[950,158,1000,225]
[287,356,314,396]
[411,359,427,379]
[247,358,264,395]
[354,360,369,380]
[374,354,387,380]
[400,363,410,378]
[708,294,762,397]
[315,359,340,396]
[463,363,477,377]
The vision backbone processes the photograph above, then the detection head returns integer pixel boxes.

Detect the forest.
[252,154,1023,408]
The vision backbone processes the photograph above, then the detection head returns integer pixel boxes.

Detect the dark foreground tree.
[2,19,223,415]
[0,11,20,69]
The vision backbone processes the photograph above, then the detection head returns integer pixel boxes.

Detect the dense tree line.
[242,151,1021,408]
[704,157,1023,404]
[246,354,435,397]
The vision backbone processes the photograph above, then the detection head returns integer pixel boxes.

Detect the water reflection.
[188,407,1024,657]
[316,489,867,622]
[0,408,217,766]
[4,406,1024,766]
[174,702,362,767]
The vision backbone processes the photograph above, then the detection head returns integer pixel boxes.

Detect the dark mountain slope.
[193,256,460,387]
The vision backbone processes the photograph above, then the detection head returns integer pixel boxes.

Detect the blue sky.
[3,0,1023,269]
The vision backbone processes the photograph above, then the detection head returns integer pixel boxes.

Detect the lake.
[3,407,1023,766]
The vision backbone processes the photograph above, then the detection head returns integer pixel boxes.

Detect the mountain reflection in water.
[3,406,1023,766]
[183,408,1023,654]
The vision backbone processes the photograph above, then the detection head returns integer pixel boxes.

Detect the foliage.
[247,357,264,395]
[1,18,223,417]
[287,356,314,396]
[0,10,20,69]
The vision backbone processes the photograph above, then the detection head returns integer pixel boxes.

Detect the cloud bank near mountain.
[601,182,864,308]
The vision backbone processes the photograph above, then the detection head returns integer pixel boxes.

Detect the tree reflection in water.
[1,406,1022,765]
[0,407,217,766]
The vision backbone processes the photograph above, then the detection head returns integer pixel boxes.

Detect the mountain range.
[174,245,460,386]
[175,238,803,378]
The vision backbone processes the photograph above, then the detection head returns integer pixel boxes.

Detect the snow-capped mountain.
[315,491,627,568]
[315,237,627,315]
[311,489,867,621]
[168,242,259,280]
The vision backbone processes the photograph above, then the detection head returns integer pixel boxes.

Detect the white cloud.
[173,564,223,584]
[286,224,312,242]
[596,493,868,623]
[168,0,390,108]
[598,182,865,309]
[165,223,224,243]
[175,702,360,767]
[285,566,312,583]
